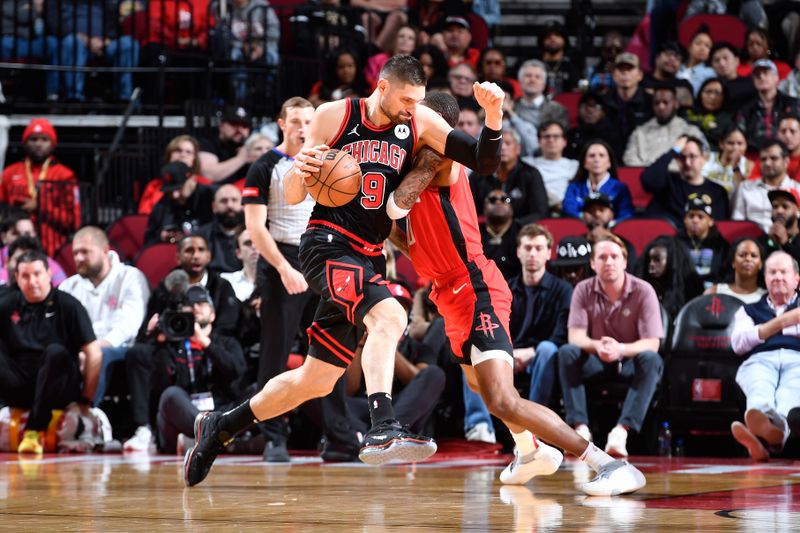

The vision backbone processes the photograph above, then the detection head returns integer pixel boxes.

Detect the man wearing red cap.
[0,118,80,256]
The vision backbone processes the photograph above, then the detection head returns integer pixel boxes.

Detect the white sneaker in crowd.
[465,422,496,444]
[605,426,629,458]
[124,425,155,453]
[575,424,593,443]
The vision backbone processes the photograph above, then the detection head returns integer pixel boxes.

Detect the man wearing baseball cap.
[441,16,480,69]
[759,188,800,264]
[0,118,80,256]
[605,52,653,147]
[198,105,256,185]
[677,193,730,286]
[549,235,593,287]
[736,58,800,150]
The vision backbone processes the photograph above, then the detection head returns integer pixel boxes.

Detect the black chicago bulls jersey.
[308,98,417,250]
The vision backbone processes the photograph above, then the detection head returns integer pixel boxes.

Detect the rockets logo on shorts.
[474,312,500,339]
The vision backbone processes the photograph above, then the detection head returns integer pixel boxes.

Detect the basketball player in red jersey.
[388,92,646,496]
[184,55,505,486]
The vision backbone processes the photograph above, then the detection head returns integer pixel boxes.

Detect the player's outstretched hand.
[473,81,505,113]
[294,144,329,181]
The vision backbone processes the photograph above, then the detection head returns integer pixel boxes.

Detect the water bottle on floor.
[658,422,672,458]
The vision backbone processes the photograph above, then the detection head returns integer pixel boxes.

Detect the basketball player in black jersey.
[184,55,504,486]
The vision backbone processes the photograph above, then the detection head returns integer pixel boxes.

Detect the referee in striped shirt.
[242,97,358,462]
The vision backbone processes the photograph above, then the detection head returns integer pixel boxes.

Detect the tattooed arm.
[387,147,455,219]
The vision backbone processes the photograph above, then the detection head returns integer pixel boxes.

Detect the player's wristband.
[386,191,411,220]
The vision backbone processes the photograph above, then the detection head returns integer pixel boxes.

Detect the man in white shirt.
[221,227,258,302]
[59,226,150,404]
[730,250,800,461]
[733,139,800,232]
[527,120,578,212]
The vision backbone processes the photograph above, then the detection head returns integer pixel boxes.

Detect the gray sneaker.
[581,460,646,496]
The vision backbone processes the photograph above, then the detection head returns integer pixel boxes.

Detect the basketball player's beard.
[380,100,410,125]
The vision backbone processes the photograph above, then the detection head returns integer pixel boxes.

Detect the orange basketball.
[305,149,362,207]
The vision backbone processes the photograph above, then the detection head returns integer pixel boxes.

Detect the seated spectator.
[736,59,800,150]
[198,106,256,185]
[472,129,547,224]
[447,63,480,111]
[779,50,800,98]
[209,0,280,104]
[567,91,625,159]
[557,235,663,457]
[0,216,66,286]
[527,121,578,213]
[730,251,800,461]
[244,133,274,163]
[365,25,418,90]
[0,250,101,454]
[562,140,634,223]
[59,226,150,404]
[683,78,734,150]
[143,162,214,246]
[706,237,766,304]
[141,234,241,339]
[623,85,707,167]
[501,85,538,159]
[155,286,247,454]
[197,185,244,273]
[0,118,80,256]
[509,224,572,406]
[478,47,521,98]
[759,188,800,265]
[514,60,568,129]
[676,27,716,94]
[677,195,731,286]
[412,44,449,85]
[702,126,750,197]
[480,189,520,280]
[549,236,592,287]
[581,192,636,263]
[45,0,139,102]
[309,47,369,107]
[634,235,703,320]
[642,135,730,226]
[345,283,445,435]
[351,0,408,54]
[604,53,653,150]
[221,227,259,302]
[733,140,800,232]
[737,29,791,80]
[439,16,479,69]
[536,21,580,94]
[643,41,682,90]
[139,135,208,215]
[749,114,800,182]
[1,0,57,98]
[457,107,482,138]
[589,31,625,93]
[709,42,756,112]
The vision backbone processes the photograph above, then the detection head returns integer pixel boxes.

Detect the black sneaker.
[320,437,360,463]
[358,420,437,465]
[263,440,291,463]
[183,412,234,487]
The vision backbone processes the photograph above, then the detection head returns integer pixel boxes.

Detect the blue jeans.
[94,346,129,405]
[462,368,495,433]
[526,340,559,406]
[59,34,139,100]
[1,35,59,95]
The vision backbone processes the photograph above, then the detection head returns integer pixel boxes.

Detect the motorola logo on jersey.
[340,140,407,172]
[394,124,410,140]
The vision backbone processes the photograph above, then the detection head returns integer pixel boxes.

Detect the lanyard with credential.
[184,339,196,386]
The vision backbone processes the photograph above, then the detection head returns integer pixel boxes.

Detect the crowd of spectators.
[3,0,800,459]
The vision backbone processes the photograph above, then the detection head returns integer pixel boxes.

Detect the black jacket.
[144,186,215,246]
[471,161,549,225]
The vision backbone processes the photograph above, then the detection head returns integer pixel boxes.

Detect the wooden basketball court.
[1,447,799,531]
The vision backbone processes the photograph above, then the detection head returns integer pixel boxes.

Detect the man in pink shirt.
[557,235,664,457]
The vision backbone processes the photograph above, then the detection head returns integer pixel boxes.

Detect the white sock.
[511,430,539,456]
[580,442,614,471]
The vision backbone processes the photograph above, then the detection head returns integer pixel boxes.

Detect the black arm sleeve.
[444,126,502,175]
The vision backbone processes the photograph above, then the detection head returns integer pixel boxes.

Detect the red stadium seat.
[613,218,676,255]
[54,242,76,277]
[617,167,651,212]
[537,217,588,259]
[678,14,747,50]
[107,214,148,262]
[715,220,765,244]
[134,243,178,289]
[553,91,581,129]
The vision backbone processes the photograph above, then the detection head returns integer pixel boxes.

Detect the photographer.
[125,286,246,453]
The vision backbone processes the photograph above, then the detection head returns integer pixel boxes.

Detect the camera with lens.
[158,310,195,341]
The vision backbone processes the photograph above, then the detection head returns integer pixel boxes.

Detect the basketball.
[305,149,362,207]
